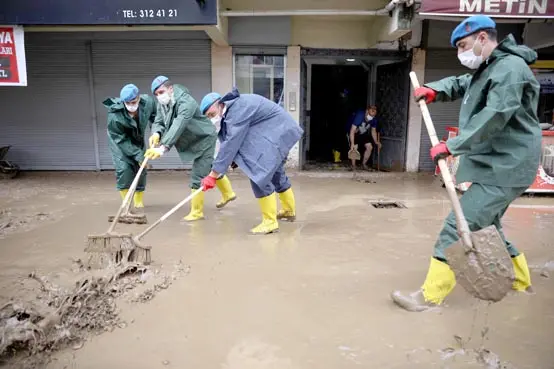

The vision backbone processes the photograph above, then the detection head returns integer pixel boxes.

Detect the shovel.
[86,188,204,268]
[348,144,361,161]
[409,72,514,302]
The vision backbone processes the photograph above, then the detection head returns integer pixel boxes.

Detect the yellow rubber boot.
[421,257,457,304]
[333,150,341,163]
[391,257,456,312]
[215,175,237,209]
[133,191,144,209]
[512,253,532,292]
[119,189,129,201]
[277,188,296,222]
[250,193,279,235]
[183,190,205,222]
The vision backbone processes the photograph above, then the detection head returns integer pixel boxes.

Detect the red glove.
[200,176,217,191]
[414,87,437,104]
[430,142,451,164]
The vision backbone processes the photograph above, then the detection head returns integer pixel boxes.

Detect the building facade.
[1,0,552,172]
[0,0,417,171]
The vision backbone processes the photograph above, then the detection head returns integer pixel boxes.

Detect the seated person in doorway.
[348,105,382,170]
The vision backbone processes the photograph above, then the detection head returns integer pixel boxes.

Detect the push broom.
[85,187,204,268]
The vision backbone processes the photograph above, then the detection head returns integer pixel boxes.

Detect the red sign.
[420,0,554,18]
[0,26,26,86]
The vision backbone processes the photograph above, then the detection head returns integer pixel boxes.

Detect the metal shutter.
[91,38,211,170]
[418,49,467,172]
[0,34,95,170]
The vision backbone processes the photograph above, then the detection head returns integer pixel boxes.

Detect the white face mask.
[366,115,374,121]
[210,116,222,126]
[157,92,171,105]
[458,39,484,70]
[125,103,138,113]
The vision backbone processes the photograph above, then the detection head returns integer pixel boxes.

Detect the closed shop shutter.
[0,34,95,170]
[418,49,467,172]
[92,38,211,170]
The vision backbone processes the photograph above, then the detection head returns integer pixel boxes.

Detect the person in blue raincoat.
[199,88,304,235]
[104,84,157,208]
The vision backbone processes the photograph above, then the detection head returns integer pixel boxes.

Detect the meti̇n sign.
[420,0,554,18]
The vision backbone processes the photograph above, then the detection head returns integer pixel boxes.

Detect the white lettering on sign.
[0,32,13,44]
[529,0,547,13]
[460,0,481,11]
[504,0,518,12]
[0,47,13,55]
[485,0,501,12]
[120,9,179,19]
[459,0,548,14]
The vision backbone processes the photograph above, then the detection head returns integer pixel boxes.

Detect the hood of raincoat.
[489,34,537,65]
[103,97,126,113]
[220,87,240,105]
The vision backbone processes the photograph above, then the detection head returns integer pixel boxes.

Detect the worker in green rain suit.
[391,15,542,312]
[104,84,157,208]
[144,76,236,221]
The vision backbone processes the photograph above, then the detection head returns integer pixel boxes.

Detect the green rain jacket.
[426,34,542,188]
[104,94,157,164]
[151,84,216,162]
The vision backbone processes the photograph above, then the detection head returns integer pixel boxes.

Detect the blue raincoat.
[212,88,303,188]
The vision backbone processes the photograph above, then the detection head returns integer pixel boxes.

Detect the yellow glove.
[144,147,165,160]
[149,133,160,148]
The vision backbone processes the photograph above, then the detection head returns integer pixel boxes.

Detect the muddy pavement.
[1,171,553,368]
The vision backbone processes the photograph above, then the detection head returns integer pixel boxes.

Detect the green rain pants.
[433,183,527,260]
[180,137,216,190]
[113,157,146,192]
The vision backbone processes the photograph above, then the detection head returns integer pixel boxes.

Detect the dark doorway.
[308,65,368,162]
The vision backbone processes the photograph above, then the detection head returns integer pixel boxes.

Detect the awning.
[420,0,554,19]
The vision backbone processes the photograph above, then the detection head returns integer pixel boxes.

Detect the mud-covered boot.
[390,289,437,312]
[277,188,296,222]
[391,257,456,312]
[250,193,279,235]
[215,175,237,209]
[183,190,205,222]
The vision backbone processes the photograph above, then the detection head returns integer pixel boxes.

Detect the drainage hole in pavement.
[370,201,407,209]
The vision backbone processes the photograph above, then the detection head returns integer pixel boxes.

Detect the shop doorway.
[299,49,411,171]
[308,65,368,164]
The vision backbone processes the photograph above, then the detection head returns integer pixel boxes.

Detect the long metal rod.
[221,0,406,17]
[86,41,101,170]
[222,9,388,16]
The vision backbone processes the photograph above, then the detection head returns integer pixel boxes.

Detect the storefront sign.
[420,0,554,18]
[0,0,216,25]
[0,26,26,86]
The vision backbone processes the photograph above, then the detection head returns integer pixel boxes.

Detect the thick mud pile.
[0,262,188,369]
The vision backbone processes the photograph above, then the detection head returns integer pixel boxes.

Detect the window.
[234,55,285,108]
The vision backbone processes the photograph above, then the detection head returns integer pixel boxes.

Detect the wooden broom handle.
[409,72,473,252]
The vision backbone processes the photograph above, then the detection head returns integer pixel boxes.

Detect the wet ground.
[1,170,553,368]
